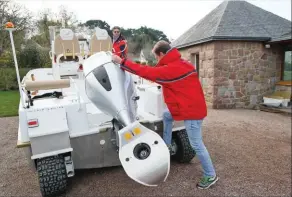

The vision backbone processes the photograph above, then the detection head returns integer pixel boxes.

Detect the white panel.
[65,102,91,137]
[27,107,68,138]
[144,86,165,118]
[18,105,29,142]
[118,121,170,186]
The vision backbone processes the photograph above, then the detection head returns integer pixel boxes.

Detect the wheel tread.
[172,130,196,163]
[37,155,67,197]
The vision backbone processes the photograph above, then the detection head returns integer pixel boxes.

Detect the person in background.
[111,40,219,190]
[112,26,128,58]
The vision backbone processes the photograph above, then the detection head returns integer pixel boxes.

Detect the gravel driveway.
[0,108,291,196]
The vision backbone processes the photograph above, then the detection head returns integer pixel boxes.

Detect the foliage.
[0,0,33,55]
[0,51,14,67]
[78,21,169,62]
[31,7,78,48]
[31,10,61,48]
[0,0,170,90]
[0,68,30,90]
[18,41,51,68]
[134,59,157,66]
[121,26,169,61]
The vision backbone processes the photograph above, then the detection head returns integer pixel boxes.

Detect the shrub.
[0,68,31,90]
[0,43,51,90]
[16,42,51,68]
[0,51,14,68]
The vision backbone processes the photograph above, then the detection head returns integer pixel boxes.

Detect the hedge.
[0,42,51,90]
[0,68,31,90]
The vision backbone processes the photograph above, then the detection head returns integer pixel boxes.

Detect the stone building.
[171,0,292,109]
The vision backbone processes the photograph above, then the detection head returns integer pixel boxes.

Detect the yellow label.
[124,132,132,140]
[133,127,141,135]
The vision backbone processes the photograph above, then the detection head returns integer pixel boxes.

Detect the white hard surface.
[118,121,170,186]
[27,107,68,138]
[83,51,112,76]
[60,28,74,40]
[95,27,110,40]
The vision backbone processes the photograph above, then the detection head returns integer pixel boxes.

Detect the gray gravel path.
[0,108,291,196]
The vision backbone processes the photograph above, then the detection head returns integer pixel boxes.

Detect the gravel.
[0,108,291,197]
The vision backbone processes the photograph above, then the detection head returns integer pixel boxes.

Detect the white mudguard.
[118,121,170,186]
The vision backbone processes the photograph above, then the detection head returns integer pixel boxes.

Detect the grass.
[0,90,20,117]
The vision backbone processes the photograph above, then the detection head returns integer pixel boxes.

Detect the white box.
[263,97,290,107]
[144,86,166,118]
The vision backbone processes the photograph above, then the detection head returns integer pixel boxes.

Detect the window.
[283,51,292,81]
[191,53,199,76]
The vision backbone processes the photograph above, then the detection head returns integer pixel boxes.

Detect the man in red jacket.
[112,26,128,58]
[111,40,218,189]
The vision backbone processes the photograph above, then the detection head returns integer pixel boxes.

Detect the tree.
[31,9,61,48]
[58,5,78,28]
[0,0,33,55]
[31,6,79,48]
[123,26,170,61]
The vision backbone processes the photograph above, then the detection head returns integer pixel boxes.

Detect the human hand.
[112,55,122,64]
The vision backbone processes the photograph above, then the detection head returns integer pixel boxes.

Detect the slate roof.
[269,31,292,43]
[171,0,292,49]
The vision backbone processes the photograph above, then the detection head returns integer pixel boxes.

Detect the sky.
[14,0,291,40]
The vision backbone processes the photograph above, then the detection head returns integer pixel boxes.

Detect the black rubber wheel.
[171,129,196,163]
[36,155,68,197]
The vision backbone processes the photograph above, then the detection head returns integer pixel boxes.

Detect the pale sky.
[15,0,291,40]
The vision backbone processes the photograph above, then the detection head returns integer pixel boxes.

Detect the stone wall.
[212,41,284,109]
[177,40,284,109]
[179,42,215,105]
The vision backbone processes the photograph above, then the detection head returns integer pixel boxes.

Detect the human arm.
[112,55,171,83]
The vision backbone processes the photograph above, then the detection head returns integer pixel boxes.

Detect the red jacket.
[120,48,207,120]
[112,35,128,58]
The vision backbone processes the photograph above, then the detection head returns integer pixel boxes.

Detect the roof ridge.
[171,1,228,48]
[241,0,271,38]
[213,0,229,37]
[172,0,291,49]
[243,0,290,38]
[246,0,291,23]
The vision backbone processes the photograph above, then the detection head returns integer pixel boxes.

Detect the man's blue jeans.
[163,109,216,177]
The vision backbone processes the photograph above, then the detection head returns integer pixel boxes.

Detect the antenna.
[5,22,26,108]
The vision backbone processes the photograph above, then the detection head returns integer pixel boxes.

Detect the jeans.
[163,109,216,177]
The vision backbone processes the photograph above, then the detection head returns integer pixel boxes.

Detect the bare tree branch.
[0,0,33,54]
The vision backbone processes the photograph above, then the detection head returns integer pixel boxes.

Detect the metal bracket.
[64,156,75,177]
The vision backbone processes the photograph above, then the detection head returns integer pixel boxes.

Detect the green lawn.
[0,91,20,117]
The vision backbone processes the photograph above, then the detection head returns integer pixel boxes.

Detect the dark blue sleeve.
[120,44,126,57]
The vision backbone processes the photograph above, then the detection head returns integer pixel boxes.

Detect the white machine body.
[83,51,138,126]
[118,121,170,186]
[83,51,171,186]
[9,25,189,196]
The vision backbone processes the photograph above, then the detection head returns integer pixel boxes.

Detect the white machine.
[83,52,170,186]
[5,22,195,197]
